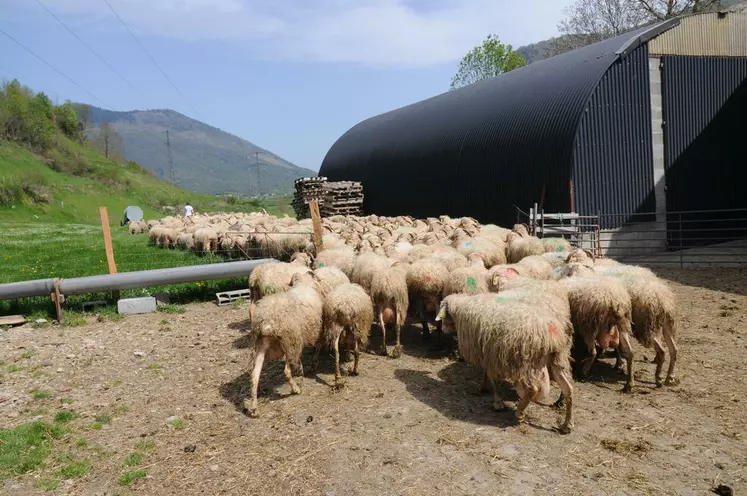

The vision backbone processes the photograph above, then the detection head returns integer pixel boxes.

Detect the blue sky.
[1,0,574,171]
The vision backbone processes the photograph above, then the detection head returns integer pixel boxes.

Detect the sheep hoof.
[390,345,403,359]
[379,346,389,357]
[655,380,663,388]
[493,401,509,412]
[664,376,679,386]
[347,368,359,377]
[290,386,302,395]
[247,407,260,418]
[621,383,633,394]
[333,380,345,390]
[557,423,573,435]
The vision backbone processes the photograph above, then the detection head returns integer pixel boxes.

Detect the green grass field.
[0,141,293,319]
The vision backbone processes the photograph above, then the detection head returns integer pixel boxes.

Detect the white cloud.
[21,0,572,68]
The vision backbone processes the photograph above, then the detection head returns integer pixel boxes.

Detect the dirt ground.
[1,268,745,496]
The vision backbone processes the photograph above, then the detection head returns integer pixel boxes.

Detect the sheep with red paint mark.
[436,293,575,433]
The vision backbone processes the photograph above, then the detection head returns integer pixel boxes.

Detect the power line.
[34,0,151,104]
[101,0,201,118]
[0,26,112,108]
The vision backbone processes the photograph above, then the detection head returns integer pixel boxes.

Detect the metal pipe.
[0,258,278,301]
[0,278,58,300]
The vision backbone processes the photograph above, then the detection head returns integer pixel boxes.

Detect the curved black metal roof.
[319,22,674,225]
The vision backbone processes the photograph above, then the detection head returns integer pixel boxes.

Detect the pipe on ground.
[0,258,278,301]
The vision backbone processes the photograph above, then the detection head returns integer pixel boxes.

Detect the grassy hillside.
[85,106,317,197]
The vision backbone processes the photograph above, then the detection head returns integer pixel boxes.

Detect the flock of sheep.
[129,212,679,435]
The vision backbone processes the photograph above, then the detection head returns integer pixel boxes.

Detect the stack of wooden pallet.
[292,176,327,219]
[321,181,364,217]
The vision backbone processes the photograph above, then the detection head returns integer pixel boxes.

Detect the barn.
[320,9,747,246]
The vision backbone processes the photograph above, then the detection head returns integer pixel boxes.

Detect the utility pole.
[166,130,176,184]
[249,151,267,197]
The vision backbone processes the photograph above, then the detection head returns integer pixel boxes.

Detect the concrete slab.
[117,296,157,315]
[622,239,747,268]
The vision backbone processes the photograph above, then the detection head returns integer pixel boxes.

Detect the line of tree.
[450,0,726,88]
[0,78,124,160]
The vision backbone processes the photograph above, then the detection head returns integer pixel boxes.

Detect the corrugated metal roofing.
[573,44,656,228]
[320,24,668,226]
[648,11,747,56]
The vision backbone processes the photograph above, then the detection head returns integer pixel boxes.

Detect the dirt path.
[1,268,745,495]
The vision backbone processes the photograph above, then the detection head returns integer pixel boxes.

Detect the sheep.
[128,221,143,235]
[435,293,574,434]
[351,252,395,294]
[581,264,678,386]
[313,246,357,278]
[427,245,470,272]
[405,258,449,340]
[194,227,218,254]
[542,237,572,253]
[158,228,178,249]
[248,256,312,322]
[313,266,350,299]
[443,253,489,296]
[176,232,195,251]
[557,269,635,392]
[148,225,164,246]
[506,231,546,263]
[316,283,374,388]
[245,270,324,417]
[453,237,507,268]
[370,262,409,358]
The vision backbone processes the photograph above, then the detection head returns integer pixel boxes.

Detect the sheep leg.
[618,331,635,393]
[663,323,679,385]
[652,336,667,387]
[244,337,269,418]
[515,382,537,424]
[580,335,598,378]
[332,333,344,389]
[248,300,255,324]
[550,362,574,434]
[350,339,361,377]
[378,312,389,357]
[284,361,301,395]
[613,348,625,372]
[391,319,403,359]
[421,320,431,340]
[490,378,507,411]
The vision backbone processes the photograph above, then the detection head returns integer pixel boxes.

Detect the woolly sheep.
[313,266,350,299]
[351,252,395,294]
[158,228,178,249]
[541,237,572,253]
[148,225,165,246]
[506,231,546,263]
[405,258,449,340]
[558,270,636,392]
[248,256,312,322]
[436,293,574,433]
[194,227,218,254]
[128,221,143,235]
[370,262,409,358]
[245,270,324,417]
[316,283,374,388]
[443,253,489,296]
[453,237,507,268]
[314,246,357,278]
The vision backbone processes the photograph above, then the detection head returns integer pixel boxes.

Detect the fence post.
[99,206,120,301]
[308,199,324,254]
[678,212,683,269]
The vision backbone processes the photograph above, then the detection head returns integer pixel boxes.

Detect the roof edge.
[616,18,680,59]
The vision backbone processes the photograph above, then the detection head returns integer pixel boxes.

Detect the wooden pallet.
[216,288,251,306]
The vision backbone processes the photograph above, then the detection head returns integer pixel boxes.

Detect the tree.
[450,35,526,90]
[94,122,123,159]
[56,101,83,142]
[551,0,723,58]
[637,0,722,19]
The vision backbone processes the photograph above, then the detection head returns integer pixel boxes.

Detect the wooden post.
[308,199,324,253]
[51,279,64,323]
[99,206,119,301]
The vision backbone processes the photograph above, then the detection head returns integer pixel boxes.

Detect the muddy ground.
[1,268,745,495]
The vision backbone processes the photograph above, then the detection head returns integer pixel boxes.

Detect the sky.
[1,0,575,171]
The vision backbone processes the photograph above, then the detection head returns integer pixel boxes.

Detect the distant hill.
[85,106,316,197]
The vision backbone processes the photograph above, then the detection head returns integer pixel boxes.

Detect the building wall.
[662,55,747,247]
[648,12,747,57]
[571,44,656,229]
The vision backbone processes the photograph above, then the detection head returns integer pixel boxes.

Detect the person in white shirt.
[184,202,194,217]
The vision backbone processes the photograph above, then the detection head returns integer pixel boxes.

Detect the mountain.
[85,106,316,197]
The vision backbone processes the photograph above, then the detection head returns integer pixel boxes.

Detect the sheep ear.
[583,249,596,261]
[435,301,448,321]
